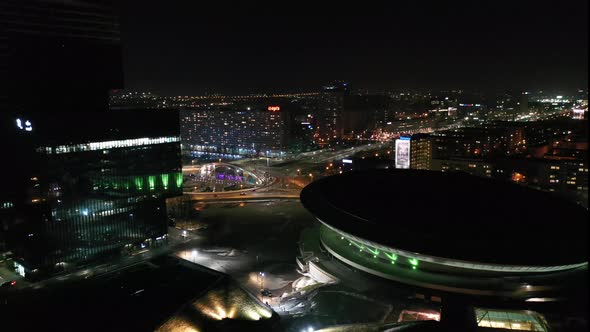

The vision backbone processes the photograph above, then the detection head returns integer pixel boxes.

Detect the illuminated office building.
[408,134,433,170]
[313,81,349,142]
[393,134,433,170]
[180,107,288,156]
[1,110,182,279]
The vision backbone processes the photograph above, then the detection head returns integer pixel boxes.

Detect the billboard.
[395,138,411,169]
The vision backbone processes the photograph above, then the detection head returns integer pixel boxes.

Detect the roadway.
[1,227,205,293]
[182,143,390,201]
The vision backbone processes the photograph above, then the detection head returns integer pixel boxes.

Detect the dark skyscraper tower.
[0,2,184,279]
[0,0,123,112]
[519,92,529,115]
[315,81,350,141]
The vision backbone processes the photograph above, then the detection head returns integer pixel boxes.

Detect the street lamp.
[259,272,265,290]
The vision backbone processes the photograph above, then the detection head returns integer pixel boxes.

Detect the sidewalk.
[0,260,28,288]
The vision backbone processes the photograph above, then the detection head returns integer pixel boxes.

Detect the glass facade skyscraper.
[1,110,182,279]
[0,1,184,279]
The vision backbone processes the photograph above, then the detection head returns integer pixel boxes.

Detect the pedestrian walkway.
[0,261,28,288]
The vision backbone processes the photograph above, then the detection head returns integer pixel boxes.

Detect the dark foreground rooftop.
[300,169,588,267]
[0,255,278,331]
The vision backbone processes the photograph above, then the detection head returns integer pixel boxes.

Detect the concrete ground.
[169,200,440,332]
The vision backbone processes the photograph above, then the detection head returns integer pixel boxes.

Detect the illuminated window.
[475,308,549,331]
[398,310,440,322]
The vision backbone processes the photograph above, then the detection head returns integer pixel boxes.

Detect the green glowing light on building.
[92,172,183,193]
[391,261,395,264]
[148,176,156,190]
[174,173,183,188]
[412,266,416,270]
[408,258,419,267]
[135,177,144,190]
[161,174,169,189]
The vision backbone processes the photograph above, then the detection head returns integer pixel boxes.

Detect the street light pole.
[259,271,265,298]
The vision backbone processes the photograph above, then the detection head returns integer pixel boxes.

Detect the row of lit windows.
[1,202,14,209]
[39,136,180,154]
[475,308,549,331]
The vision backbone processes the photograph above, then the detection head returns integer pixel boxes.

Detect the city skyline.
[121,1,588,95]
[1,1,587,331]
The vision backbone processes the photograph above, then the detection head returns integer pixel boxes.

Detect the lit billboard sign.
[572,108,586,120]
[395,138,411,169]
[573,108,585,114]
[342,159,353,164]
[267,106,281,111]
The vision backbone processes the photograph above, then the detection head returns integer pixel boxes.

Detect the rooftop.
[0,255,277,331]
[300,170,588,267]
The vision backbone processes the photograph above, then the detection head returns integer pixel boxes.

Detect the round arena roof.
[300,170,588,268]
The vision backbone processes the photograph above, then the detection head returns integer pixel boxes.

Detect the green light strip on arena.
[384,252,398,261]
[322,223,587,273]
[366,247,379,257]
[349,240,364,250]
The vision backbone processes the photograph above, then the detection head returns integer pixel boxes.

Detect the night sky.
[121,1,588,95]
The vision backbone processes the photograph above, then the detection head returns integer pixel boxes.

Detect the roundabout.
[183,162,267,193]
